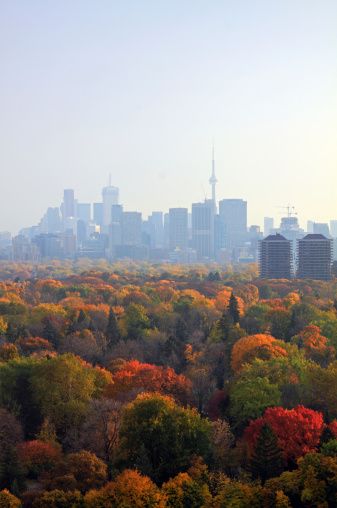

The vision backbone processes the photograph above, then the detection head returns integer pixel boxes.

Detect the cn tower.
[209,145,217,213]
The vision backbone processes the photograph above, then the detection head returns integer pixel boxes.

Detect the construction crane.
[277,205,298,217]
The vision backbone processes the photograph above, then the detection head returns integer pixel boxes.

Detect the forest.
[0,260,337,507]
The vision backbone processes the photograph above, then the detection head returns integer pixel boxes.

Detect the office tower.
[93,203,103,227]
[102,184,119,228]
[121,212,142,246]
[330,220,337,238]
[259,233,292,279]
[40,207,62,234]
[192,200,214,260]
[264,217,274,237]
[219,199,247,248]
[169,208,188,251]
[77,203,91,223]
[148,212,164,248]
[297,234,332,280]
[214,214,225,255]
[164,213,170,248]
[62,189,75,219]
[209,146,217,213]
[307,220,314,233]
[313,223,330,237]
[109,204,124,249]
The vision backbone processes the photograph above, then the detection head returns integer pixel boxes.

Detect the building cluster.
[259,231,334,280]
[1,161,336,272]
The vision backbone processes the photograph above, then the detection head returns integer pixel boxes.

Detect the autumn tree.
[118,393,211,483]
[0,489,21,508]
[231,334,288,372]
[84,469,165,508]
[32,489,83,508]
[162,472,212,508]
[292,325,334,366]
[17,440,61,478]
[80,399,122,472]
[64,451,107,492]
[244,406,324,465]
[105,360,191,404]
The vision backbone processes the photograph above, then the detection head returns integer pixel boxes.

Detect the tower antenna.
[209,143,217,212]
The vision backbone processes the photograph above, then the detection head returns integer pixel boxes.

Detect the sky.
[1,0,337,234]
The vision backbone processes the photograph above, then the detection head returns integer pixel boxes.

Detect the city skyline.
[1,1,337,233]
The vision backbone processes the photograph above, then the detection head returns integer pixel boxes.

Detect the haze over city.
[1,0,337,233]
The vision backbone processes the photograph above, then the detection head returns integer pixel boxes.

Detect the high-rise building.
[62,189,75,219]
[102,184,119,228]
[297,234,332,280]
[192,200,214,260]
[264,217,274,237]
[313,223,330,237]
[219,199,247,249]
[259,233,292,279]
[148,212,164,248]
[93,203,103,227]
[77,203,91,223]
[169,208,188,251]
[307,220,314,233]
[121,212,142,246]
[330,220,337,238]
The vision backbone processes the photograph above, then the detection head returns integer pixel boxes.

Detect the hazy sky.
[1,0,337,233]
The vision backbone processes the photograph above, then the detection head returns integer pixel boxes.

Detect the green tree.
[250,424,284,482]
[30,354,109,445]
[124,304,150,340]
[118,393,211,483]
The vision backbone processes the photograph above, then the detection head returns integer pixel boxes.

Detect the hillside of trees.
[1,260,337,506]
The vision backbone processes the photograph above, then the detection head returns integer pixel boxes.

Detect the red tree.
[105,360,191,403]
[244,405,324,464]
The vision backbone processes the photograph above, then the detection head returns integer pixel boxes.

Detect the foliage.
[118,393,212,483]
[84,469,165,507]
[245,406,324,465]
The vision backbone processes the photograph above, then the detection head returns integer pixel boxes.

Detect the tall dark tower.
[209,145,217,213]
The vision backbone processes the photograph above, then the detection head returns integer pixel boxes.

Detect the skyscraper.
[93,203,103,227]
[297,234,332,280]
[121,212,142,246]
[102,182,119,228]
[330,220,337,238]
[169,208,188,251]
[77,203,91,223]
[259,233,292,279]
[219,199,247,249]
[192,200,214,260]
[264,217,274,237]
[313,223,330,237]
[62,189,75,220]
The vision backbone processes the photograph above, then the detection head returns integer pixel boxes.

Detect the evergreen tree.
[228,293,240,324]
[250,424,284,483]
[42,317,58,346]
[77,309,86,323]
[175,317,188,343]
[218,311,232,341]
[106,307,120,348]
